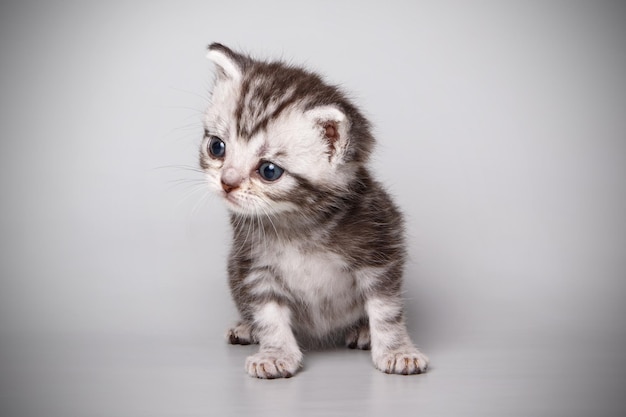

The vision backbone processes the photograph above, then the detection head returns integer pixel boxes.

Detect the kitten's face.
[200,45,357,217]
[201,107,341,216]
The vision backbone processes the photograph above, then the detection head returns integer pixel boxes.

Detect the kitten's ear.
[306,105,350,163]
[207,43,247,82]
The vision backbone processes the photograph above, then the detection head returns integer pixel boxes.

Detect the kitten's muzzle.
[221,168,243,193]
[221,181,239,193]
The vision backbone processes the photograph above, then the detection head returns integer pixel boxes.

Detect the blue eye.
[208,136,225,158]
[258,161,284,181]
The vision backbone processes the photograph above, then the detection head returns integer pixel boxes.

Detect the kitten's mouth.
[223,192,248,212]
[223,192,240,206]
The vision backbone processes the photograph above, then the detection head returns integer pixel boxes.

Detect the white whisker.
[190,189,211,218]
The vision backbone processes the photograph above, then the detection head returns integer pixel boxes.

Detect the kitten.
[200,43,429,378]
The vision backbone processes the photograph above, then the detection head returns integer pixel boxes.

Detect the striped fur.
[201,43,428,378]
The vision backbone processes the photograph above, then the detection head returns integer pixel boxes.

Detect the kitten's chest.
[266,242,352,296]
[254,240,362,332]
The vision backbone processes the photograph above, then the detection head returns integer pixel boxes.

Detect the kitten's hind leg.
[345,318,371,350]
[366,297,429,375]
[226,321,258,345]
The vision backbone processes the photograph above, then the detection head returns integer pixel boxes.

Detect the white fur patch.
[254,302,294,345]
[365,297,429,374]
[266,107,354,185]
[354,266,390,293]
[247,302,302,378]
[254,241,364,337]
[304,105,346,124]
[304,105,351,164]
[366,297,402,323]
[366,297,406,353]
[207,49,242,81]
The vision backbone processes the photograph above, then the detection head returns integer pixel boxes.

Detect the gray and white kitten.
[200,43,429,378]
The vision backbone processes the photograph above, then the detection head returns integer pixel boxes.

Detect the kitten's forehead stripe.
[234,62,347,141]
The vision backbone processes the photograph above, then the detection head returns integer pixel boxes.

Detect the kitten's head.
[200,43,374,217]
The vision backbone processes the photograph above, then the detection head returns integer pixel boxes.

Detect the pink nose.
[221,168,242,193]
[221,180,239,193]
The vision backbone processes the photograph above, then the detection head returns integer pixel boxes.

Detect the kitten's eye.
[258,161,284,182]
[208,136,225,158]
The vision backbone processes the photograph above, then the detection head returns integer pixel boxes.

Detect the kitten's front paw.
[374,349,429,375]
[245,350,302,379]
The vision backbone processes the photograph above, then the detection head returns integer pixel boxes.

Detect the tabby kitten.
[200,43,429,378]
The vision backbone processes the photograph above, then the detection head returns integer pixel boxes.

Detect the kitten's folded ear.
[207,43,248,81]
[306,105,351,163]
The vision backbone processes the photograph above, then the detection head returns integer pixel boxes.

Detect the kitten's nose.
[221,180,238,193]
[221,168,242,193]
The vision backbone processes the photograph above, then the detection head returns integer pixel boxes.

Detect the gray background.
[1,1,625,416]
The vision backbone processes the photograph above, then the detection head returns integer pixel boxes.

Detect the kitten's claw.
[245,351,301,379]
[226,322,257,345]
[374,350,429,375]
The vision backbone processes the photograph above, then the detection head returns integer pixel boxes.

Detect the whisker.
[190,189,211,218]
[162,105,205,115]
[256,206,267,246]
[167,86,211,104]
[169,123,204,133]
[167,180,207,194]
[259,199,280,240]
[167,177,206,185]
[154,164,205,174]
[177,184,209,208]
[166,124,204,140]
